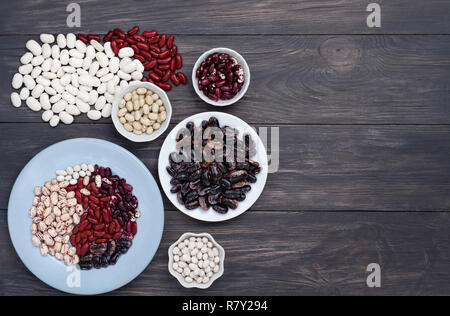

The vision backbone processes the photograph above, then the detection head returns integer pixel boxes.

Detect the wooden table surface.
[1,0,450,296]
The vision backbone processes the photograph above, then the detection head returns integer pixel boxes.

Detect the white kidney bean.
[66,33,76,48]
[51,45,60,59]
[118,47,134,58]
[26,40,42,56]
[57,34,67,48]
[31,66,42,79]
[19,64,33,75]
[31,84,44,98]
[12,73,23,89]
[87,110,101,120]
[11,92,21,107]
[21,52,33,64]
[26,97,42,111]
[42,110,53,122]
[59,111,74,124]
[49,115,60,127]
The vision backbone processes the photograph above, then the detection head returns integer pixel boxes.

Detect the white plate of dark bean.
[158,112,268,222]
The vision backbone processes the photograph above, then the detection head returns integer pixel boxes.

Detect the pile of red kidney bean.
[78,26,187,91]
[67,165,138,270]
[196,53,245,101]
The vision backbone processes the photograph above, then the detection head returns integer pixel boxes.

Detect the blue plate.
[8,138,164,295]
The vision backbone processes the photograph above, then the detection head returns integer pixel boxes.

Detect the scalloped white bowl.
[168,232,225,289]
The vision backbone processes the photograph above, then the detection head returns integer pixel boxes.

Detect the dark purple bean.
[199,196,209,210]
[213,204,228,214]
[171,184,181,193]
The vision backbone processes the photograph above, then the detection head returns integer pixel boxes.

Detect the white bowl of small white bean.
[168,232,225,289]
[112,82,172,142]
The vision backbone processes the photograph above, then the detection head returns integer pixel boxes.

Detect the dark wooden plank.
[2,35,450,124]
[2,211,450,295]
[0,0,449,35]
[1,123,450,212]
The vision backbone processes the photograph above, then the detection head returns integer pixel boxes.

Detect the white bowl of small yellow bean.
[112,82,172,142]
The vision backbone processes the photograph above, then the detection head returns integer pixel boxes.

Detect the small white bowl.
[168,232,225,289]
[112,82,172,142]
[192,47,250,107]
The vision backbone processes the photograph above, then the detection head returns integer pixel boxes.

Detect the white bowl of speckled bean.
[192,47,250,106]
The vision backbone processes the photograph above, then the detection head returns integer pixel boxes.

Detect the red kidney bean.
[170,59,176,72]
[103,31,114,42]
[144,60,157,70]
[136,42,149,51]
[158,49,169,59]
[158,34,167,47]
[111,41,119,55]
[133,34,146,42]
[131,222,137,235]
[113,28,125,39]
[158,64,171,71]
[77,33,89,43]
[175,54,183,69]
[127,25,139,35]
[94,224,105,231]
[143,30,158,38]
[177,72,187,84]
[149,50,159,58]
[148,36,159,44]
[166,35,175,49]
[171,73,180,86]
[96,238,107,243]
[111,38,124,45]
[113,232,123,240]
[133,54,145,63]
[130,44,140,54]
[80,243,90,256]
[89,196,99,204]
[82,196,89,209]
[87,34,100,41]
[66,185,77,191]
[158,82,172,91]
[170,45,178,57]
[158,57,171,64]
[154,67,164,76]
[140,50,152,61]
[142,76,148,82]
[162,70,171,82]
[75,190,82,203]
[149,72,162,82]
[149,44,161,53]
[125,36,137,44]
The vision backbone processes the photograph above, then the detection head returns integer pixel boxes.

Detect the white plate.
[8,138,165,294]
[158,112,268,222]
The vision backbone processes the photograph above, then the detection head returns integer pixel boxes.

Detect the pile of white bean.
[171,236,221,285]
[55,163,94,185]
[10,33,144,127]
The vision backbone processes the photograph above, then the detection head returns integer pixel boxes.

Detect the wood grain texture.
[0,0,449,35]
[2,35,450,124]
[1,124,450,212]
[2,211,450,296]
